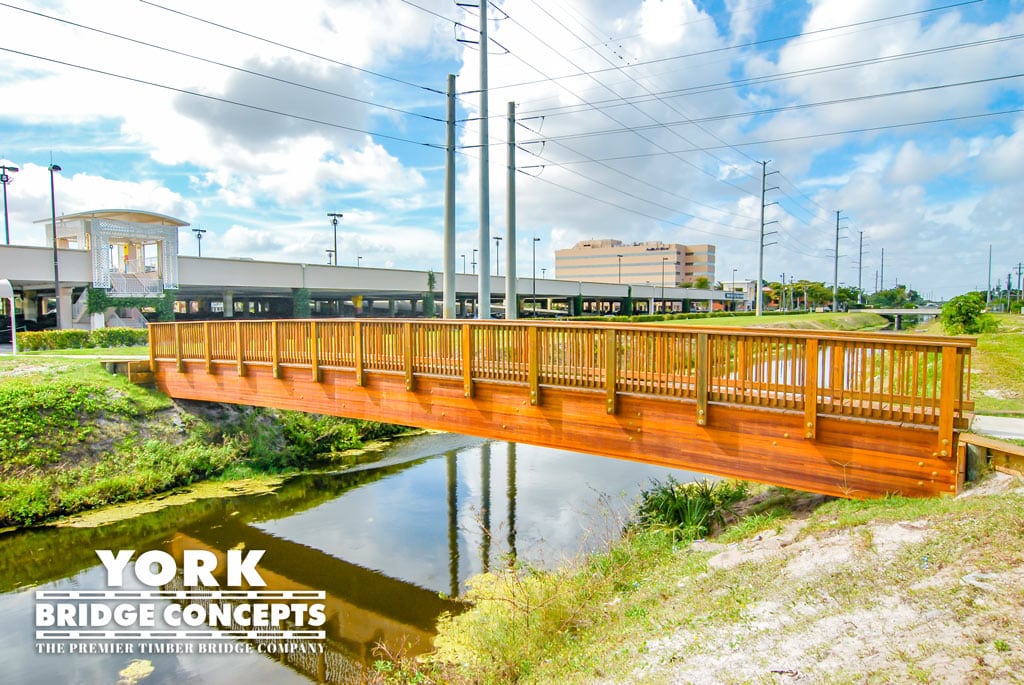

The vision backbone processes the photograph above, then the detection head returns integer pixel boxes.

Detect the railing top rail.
[148,318,977,349]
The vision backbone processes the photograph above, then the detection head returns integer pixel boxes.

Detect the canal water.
[0,433,702,684]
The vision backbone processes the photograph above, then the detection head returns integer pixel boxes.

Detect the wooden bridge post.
[404,322,414,391]
[605,329,617,414]
[937,345,957,458]
[271,321,281,379]
[696,333,709,426]
[235,321,245,377]
[528,326,539,406]
[203,322,213,374]
[148,324,156,374]
[310,320,321,383]
[354,321,365,387]
[462,324,474,398]
[174,323,184,373]
[804,338,819,439]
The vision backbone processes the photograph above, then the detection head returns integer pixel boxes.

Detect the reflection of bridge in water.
[164,444,518,684]
[151,319,975,498]
[170,515,465,683]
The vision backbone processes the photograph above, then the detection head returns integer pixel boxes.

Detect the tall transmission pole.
[756,161,778,317]
[832,210,841,312]
[986,244,992,306]
[880,247,885,293]
[442,74,456,319]
[477,0,491,319]
[505,101,517,320]
[857,230,864,304]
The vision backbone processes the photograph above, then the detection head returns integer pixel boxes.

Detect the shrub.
[940,293,998,335]
[15,327,147,351]
[88,327,148,348]
[634,477,749,540]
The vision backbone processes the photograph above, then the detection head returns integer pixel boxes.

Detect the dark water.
[0,433,701,684]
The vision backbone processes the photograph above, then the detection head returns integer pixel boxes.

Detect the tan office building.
[555,239,715,286]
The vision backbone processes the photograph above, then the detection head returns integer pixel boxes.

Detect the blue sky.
[1,0,1022,299]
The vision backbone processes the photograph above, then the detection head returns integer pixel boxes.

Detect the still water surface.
[0,433,701,684]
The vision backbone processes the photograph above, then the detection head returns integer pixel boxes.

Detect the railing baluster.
[696,333,708,426]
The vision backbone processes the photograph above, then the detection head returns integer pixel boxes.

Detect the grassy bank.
[665,310,891,331]
[0,354,405,528]
[378,476,1023,684]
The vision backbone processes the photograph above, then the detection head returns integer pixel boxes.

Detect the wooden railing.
[150,319,974,437]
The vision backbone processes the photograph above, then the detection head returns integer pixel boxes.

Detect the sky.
[0,0,1022,300]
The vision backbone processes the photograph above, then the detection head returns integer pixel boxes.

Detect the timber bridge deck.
[148,319,975,499]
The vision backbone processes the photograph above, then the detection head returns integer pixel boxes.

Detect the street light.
[192,227,207,257]
[326,212,343,266]
[325,249,335,264]
[532,237,541,314]
[541,268,546,278]
[48,163,62,330]
[471,248,478,275]
[357,255,362,268]
[732,268,737,311]
[1,164,19,245]
[493,236,502,276]
[617,254,623,284]
[660,257,668,313]
[460,253,466,273]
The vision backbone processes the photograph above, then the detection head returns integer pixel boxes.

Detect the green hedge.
[16,327,149,351]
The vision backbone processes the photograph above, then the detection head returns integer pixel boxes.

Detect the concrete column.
[23,290,39,320]
[57,287,72,329]
[388,298,396,317]
[223,291,234,318]
[90,312,105,330]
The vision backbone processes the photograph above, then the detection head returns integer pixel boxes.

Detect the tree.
[423,270,437,318]
[939,293,996,334]
[693,276,711,289]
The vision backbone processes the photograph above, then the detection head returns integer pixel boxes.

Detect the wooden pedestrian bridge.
[147,319,975,500]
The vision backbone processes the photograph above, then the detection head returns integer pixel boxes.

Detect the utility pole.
[442,74,456,319]
[832,210,841,312]
[880,247,884,294]
[477,0,491,319]
[857,230,864,304]
[757,161,778,317]
[505,101,517,320]
[986,244,992,306]
[1016,262,1023,306]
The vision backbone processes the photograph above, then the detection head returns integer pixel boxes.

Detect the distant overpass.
[0,244,740,325]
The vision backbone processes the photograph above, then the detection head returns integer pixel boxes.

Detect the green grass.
[662,310,890,330]
[387,479,1024,685]
[0,355,408,527]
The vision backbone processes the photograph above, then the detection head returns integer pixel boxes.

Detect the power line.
[513,106,1024,164]
[492,5,758,199]
[486,0,982,93]
[513,31,1024,120]
[523,0,762,174]
[0,47,442,149]
[0,2,446,124]
[517,72,1024,145]
[138,0,444,94]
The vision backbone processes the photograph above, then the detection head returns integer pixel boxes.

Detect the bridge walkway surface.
[148,320,976,499]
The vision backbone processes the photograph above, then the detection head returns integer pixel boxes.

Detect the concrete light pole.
[192,227,206,257]
[327,212,343,266]
[48,163,62,330]
[493,236,502,276]
[532,236,540,314]
[1,164,19,245]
